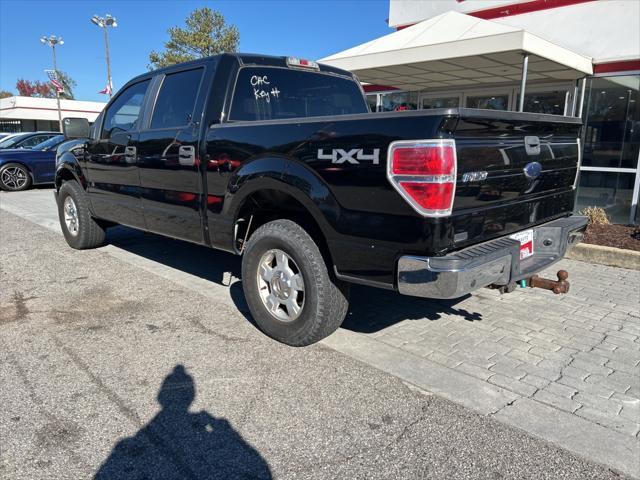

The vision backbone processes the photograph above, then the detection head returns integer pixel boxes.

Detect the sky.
[0,0,391,102]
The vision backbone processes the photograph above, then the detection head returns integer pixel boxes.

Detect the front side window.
[101,79,150,139]
[229,67,367,121]
[151,68,204,129]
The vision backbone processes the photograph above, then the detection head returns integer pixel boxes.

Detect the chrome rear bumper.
[397,216,588,299]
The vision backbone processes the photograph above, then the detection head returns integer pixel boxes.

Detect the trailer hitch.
[526,270,570,294]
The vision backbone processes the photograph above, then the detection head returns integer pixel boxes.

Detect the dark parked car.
[0,131,59,150]
[55,53,586,346]
[0,135,65,191]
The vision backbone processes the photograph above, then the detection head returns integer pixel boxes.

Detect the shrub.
[580,206,610,225]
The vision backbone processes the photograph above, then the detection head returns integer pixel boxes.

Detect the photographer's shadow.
[95,365,271,480]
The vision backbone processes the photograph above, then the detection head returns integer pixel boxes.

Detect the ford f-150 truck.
[56,53,587,346]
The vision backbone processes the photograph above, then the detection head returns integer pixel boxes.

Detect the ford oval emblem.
[523,161,542,179]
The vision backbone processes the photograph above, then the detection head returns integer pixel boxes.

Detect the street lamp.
[91,14,117,98]
[40,35,64,132]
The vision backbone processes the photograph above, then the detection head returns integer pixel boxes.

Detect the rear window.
[151,68,203,129]
[229,67,367,122]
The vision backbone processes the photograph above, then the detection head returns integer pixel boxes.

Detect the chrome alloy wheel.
[256,249,305,322]
[63,196,79,236]
[1,166,28,190]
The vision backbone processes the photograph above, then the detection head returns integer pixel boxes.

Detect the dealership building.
[0,95,104,133]
[321,0,640,224]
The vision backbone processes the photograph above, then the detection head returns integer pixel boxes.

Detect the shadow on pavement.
[341,286,482,333]
[94,365,272,480]
[105,226,483,334]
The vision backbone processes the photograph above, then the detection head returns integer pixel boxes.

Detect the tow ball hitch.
[522,270,570,294]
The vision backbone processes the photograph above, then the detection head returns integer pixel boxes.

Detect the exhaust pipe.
[527,270,570,294]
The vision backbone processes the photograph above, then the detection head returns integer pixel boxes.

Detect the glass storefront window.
[466,94,509,110]
[575,171,636,224]
[582,76,639,169]
[366,94,378,112]
[379,91,418,112]
[421,96,460,109]
[516,90,567,115]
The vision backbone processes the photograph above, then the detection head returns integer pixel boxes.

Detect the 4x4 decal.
[317,148,380,165]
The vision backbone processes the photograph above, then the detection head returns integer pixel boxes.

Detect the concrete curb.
[566,243,640,270]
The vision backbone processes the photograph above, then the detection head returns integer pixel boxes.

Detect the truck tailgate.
[450,109,582,249]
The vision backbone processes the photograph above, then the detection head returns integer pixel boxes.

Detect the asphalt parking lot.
[1,188,639,479]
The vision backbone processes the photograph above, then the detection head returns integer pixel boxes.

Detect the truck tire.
[241,219,349,346]
[0,163,32,191]
[57,180,106,249]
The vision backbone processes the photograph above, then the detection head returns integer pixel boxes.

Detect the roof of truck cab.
[126,53,357,85]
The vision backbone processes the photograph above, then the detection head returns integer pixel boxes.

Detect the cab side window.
[150,68,203,129]
[101,79,150,139]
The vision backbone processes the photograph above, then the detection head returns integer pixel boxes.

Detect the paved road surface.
[0,188,637,479]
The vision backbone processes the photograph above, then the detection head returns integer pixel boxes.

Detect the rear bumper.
[397,215,588,299]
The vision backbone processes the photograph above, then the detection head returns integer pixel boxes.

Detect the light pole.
[40,35,64,132]
[91,14,117,99]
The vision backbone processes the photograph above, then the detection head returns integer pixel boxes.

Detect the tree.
[56,70,76,100]
[16,79,53,98]
[0,91,13,99]
[14,71,76,99]
[148,7,239,69]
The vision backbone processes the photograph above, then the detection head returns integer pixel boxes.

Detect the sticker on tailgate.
[510,229,534,260]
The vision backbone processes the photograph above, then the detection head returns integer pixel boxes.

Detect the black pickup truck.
[56,53,587,346]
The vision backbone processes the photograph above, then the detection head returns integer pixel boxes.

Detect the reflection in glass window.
[575,171,635,224]
[102,80,150,139]
[379,91,418,112]
[421,96,459,109]
[517,90,567,115]
[582,75,639,169]
[466,94,509,110]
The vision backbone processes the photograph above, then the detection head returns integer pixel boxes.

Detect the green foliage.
[148,7,239,70]
[0,90,13,99]
[580,206,610,225]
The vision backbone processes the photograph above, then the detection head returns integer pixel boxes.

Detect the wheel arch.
[224,160,341,267]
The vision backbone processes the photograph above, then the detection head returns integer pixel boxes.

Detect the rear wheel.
[57,181,106,249]
[0,163,32,191]
[241,219,349,346]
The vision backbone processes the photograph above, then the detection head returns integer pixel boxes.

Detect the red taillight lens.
[398,182,454,211]
[392,145,455,176]
[387,140,457,217]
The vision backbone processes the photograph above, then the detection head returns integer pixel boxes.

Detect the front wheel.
[241,219,349,346]
[0,163,32,191]
[57,181,106,249]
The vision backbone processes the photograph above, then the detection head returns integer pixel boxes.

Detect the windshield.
[229,67,368,121]
[32,135,64,151]
[0,133,27,148]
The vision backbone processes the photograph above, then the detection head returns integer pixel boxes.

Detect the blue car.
[0,135,66,191]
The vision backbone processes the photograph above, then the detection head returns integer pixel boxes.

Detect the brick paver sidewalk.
[344,259,640,438]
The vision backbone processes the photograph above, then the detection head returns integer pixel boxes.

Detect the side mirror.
[62,117,90,139]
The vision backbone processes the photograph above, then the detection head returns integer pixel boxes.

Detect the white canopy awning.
[320,11,593,91]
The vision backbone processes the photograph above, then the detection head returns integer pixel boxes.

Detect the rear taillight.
[387,139,457,217]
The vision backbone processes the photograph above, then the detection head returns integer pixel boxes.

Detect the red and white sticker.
[510,229,534,260]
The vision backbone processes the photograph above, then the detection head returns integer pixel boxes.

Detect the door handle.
[178,145,196,166]
[124,146,137,164]
[524,136,541,156]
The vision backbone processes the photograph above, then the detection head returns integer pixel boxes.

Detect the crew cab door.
[136,67,206,243]
[85,79,151,228]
